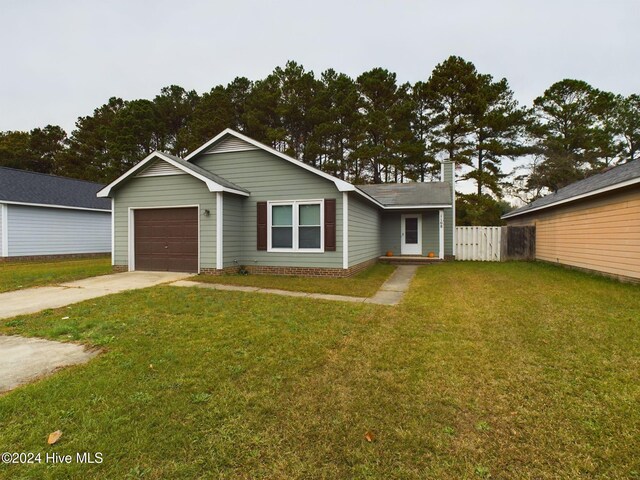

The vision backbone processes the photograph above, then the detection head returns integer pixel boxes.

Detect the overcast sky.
[1,0,637,135]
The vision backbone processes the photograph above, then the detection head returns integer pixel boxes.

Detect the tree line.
[1,57,638,224]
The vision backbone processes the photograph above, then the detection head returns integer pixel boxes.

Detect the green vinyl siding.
[442,161,455,256]
[381,213,401,255]
[194,149,342,268]
[112,175,216,269]
[222,193,244,268]
[348,193,381,267]
[380,211,440,256]
[422,212,440,256]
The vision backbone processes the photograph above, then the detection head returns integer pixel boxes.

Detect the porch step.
[378,256,444,265]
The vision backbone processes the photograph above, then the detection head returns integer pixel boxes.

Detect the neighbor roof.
[357,182,453,208]
[503,160,640,219]
[97,151,250,198]
[0,167,111,211]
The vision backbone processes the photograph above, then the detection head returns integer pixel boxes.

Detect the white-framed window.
[267,200,324,252]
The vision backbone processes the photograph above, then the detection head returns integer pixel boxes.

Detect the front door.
[401,214,422,255]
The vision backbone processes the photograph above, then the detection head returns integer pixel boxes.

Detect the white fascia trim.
[384,204,453,210]
[343,192,349,269]
[111,199,115,265]
[0,200,110,213]
[216,192,223,270]
[97,151,249,198]
[502,176,640,219]
[1,203,8,257]
[185,128,355,193]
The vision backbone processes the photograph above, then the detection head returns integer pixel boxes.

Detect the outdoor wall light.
[202,209,210,216]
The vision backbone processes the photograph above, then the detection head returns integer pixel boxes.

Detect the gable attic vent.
[136,160,186,177]
[207,136,259,154]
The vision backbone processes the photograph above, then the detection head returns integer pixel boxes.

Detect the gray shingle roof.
[157,152,250,194]
[503,160,640,219]
[0,167,111,210]
[357,182,453,207]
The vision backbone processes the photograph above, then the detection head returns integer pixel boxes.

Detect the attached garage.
[133,207,198,273]
[503,160,640,283]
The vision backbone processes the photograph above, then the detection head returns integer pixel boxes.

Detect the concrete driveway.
[0,271,190,320]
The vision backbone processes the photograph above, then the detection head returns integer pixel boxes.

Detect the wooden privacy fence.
[501,225,536,261]
[456,226,502,261]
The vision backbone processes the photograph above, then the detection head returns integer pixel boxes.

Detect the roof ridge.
[0,166,105,187]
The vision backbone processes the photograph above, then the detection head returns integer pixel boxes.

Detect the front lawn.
[192,262,396,297]
[0,262,639,479]
[0,257,112,293]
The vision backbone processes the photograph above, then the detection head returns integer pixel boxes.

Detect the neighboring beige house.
[503,160,640,282]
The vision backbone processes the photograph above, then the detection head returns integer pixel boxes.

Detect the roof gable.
[0,167,110,211]
[97,151,250,198]
[503,160,640,219]
[184,129,355,193]
[136,159,186,177]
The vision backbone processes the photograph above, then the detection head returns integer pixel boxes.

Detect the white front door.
[401,214,422,255]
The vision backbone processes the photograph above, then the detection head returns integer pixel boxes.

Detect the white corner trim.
[111,199,115,265]
[127,208,135,271]
[1,203,8,257]
[439,210,445,260]
[216,193,223,270]
[184,128,355,193]
[343,192,349,269]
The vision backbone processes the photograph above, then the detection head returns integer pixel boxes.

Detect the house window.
[268,200,324,252]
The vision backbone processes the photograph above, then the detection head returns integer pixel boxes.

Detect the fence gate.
[456,226,501,261]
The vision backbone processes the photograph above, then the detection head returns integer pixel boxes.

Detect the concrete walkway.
[0,271,190,320]
[171,265,418,306]
[0,336,98,393]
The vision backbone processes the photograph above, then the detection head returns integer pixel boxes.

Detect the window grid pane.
[272,205,292,226]
[299,204,320,226]
[272,227,293,248]
[299,226,321,249]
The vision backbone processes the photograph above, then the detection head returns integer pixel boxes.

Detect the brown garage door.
[134,207,198,273]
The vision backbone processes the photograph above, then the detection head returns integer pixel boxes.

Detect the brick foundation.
[113,258,379,278]
[200,257,379,278]
[200,266,243,276]
[1,252,110,263]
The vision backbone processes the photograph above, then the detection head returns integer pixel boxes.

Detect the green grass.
[0,262,639,479]
[0,257,112,293]
[191,263,396,297]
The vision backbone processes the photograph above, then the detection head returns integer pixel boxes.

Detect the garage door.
[134,207,198,273]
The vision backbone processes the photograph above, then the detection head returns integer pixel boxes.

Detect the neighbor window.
[268,200,323,252]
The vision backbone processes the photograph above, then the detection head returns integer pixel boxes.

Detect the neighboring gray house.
[0,167,111,259]
[98,129,455,276]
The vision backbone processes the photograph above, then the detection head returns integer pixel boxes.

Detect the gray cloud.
[1,0,637,133]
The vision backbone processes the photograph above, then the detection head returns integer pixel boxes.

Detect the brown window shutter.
[325,198,336,251]
[257,201,267,250]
